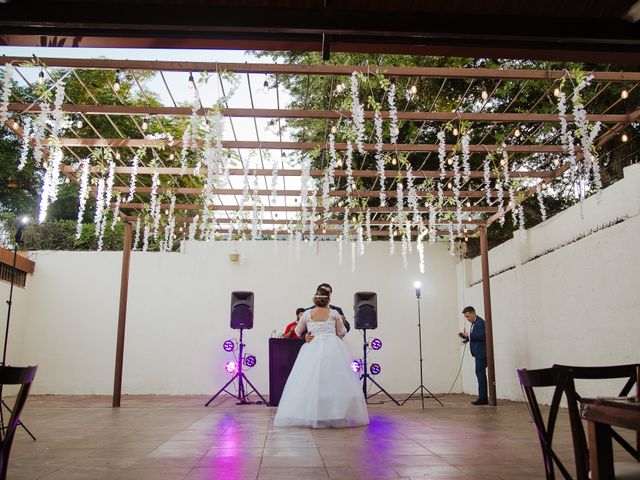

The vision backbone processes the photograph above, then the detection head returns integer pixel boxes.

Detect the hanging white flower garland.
[365,209,372,243]
[188,214,199,241]
[350,72,366,155]
[448,223,455,256]
[496,177,506,227]
[111,193,121,230]
[165,193,176,251]
[374,112,386,206]
[452,155,462,233]
[387,82,399,144]
[428,204,437,243]
[461,131,471,182]
[388,221,395,255]
[38,146,63,223]
[483,154,492,205]
[252,172,260,240]
[417,227,427,274]
[142,222,150,252]
[18,118,31,171]
[1,63,14,124]
[406,167,419,225]
[133,217,141,250]
[33,103,50,167]
[437,130,446,206]
[536,184,547,221]
[126,155,139,202]
[93,178,106,237]
[150,170,161,239]
[270,157,279,203]
[75,157,90,239]
[51,79,66,138]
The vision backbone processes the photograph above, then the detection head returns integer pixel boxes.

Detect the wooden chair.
[0,366,37,480]
[554,363,640,475]
[517,366,582,480]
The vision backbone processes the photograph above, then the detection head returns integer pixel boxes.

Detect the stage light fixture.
[243,354,257,368]
[223,339,236,352]
[370,338,382,350]
[225,361,238,374]
[414,281,421,299]
[370,363,381,375]
[351,359,362,373]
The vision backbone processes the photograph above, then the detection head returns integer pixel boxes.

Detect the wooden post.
[479,226,497,406]
[112,221,133,407]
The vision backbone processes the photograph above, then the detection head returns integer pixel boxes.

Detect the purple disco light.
[370,338,382,350]
[351,359,362,373]
[244,354,257,368]
[370,363,381,375]
[223,339,235,352]
[225,361,238,373]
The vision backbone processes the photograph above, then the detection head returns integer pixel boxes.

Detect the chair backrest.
[517,366,585,480]
[554,363,640,464]
[0,365,38,480]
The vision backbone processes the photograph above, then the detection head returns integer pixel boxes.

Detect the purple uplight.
[223,339,235,352]
[370,338,382,350]
[370,363,381,375]
[225,361,238,373]
[243,354,257,368]
[351,359,362,373]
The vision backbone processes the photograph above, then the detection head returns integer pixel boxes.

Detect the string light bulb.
[514,127,521,138]
[391,156,397,166]
[38,69,45,85]
[452,127,459,136]
[553,158,560,167]
[553,87,561,97]
[113,70,121,92]
[187,72,195,89]
[621,88,629,100]
[262,76,269,94]
[409,84,418,95]
[621,132,628,142]
[141,119,148,131]
[481,82,489,100]
[76,119,83,129]
[447,158,453,165]
[335,83,345,93]
[500,158,507,166]
[322,228,326,234]
[331,125,337,134]
[466,201,471,208]
[447,181,452,189]
[115,151,121,160]
[169,153,175,160]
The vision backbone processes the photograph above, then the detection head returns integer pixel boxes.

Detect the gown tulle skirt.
[273,331,369,428]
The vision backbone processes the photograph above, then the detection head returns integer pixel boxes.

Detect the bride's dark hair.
[313,287,330,307]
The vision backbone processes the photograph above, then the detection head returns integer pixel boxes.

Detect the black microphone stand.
[401,285,444,408]
[0,222,36,440]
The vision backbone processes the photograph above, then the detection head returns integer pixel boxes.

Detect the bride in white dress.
[273,288,369,428]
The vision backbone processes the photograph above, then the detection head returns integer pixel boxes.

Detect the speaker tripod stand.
[401,288,443,408]
[360,329,399,405]
[205,329,267,406]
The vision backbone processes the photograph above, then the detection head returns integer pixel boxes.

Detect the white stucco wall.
[0,271,31,367]
[19,240,461,396]
[457,164,640,403]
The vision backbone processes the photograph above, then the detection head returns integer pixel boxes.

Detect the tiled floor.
[6,393,637,479]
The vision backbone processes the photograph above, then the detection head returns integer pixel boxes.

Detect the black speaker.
[354,292,377,330]
[230,291,254,329]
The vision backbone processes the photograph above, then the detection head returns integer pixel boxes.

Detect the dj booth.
[268,338,305,406]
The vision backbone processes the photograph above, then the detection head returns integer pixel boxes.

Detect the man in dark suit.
[458,306,488,405]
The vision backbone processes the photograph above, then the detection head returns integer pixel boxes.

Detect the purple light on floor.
[243,354,257,368]
[351,359,362,373]
[370,338,382,350]
[225,361,237,373]
[223,339,235,352]
[370,363,381,375]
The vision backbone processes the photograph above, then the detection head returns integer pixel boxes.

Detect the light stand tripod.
[401,282,444,409]
[360,329,399,405]
[205,328,267,406]
[0,218,36,440]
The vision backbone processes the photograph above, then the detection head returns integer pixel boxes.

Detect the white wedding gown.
[273,309,369,428]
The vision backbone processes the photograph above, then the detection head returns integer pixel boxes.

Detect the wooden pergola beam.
[4,57,640,81]
[54,137,577,154]
[183,228,455,237]
[99,186,502,198]
[61,165,554,179]
[7,103,631,124]
[127,216,484,226]
[118,203,498,213]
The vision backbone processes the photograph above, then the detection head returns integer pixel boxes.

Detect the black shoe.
[471,399,489,405]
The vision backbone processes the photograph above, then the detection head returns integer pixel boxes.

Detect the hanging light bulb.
[621,132,629,142]
[335,83,345,93]
[553,87,561,97]
[11,120,19,129]
[322,228,326,234]
[391,126,400,137]
[351,182,357,190]
[447,158,453,166]
[553,158,560,167]
[391,156,397,166]
[164,209,169,215]
[481,82,489,100]
[188,72,195,89]
[466,201,471,208]
[500,158,506,167]
[262,75,269,94]
[514,127,521,138]
[169,153,175,160]
[410,84,418,95]
[113,71,121,92]
[115,151,121,160]
[621,88,629,100]
[452,127,459,136]
[447,181,452,189]
[141,119,148,131]
[38,69,45,85]
[337,158,343,167]
[331,125,337,134]
[76,119,83,129]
